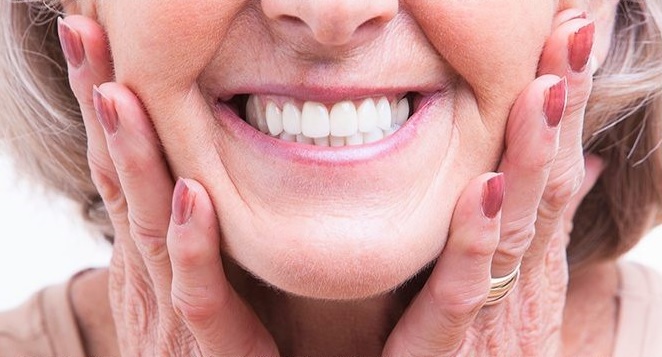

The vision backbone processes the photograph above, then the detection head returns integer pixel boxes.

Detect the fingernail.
[543,77,567,128]
[173,178,195,225]
[569,22,595,73]
[57,17,84,68]
[92,86,118,135]
[482,174,505,219]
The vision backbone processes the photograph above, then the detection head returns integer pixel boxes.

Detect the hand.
[58,16,279,356]
[383,9,603,356]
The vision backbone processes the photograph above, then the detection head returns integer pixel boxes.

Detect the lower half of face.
[99,0,552,299]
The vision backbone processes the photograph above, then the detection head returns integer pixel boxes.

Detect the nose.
[262,0,398,47]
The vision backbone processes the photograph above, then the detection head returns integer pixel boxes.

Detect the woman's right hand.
[58,16,279,356]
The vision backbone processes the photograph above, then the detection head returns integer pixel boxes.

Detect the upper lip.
[213,83,447,106]
[200,59,451,104]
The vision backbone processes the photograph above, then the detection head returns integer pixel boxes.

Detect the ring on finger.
[485,263,520,306]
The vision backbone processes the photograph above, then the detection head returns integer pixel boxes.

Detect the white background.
[1,154,661,310]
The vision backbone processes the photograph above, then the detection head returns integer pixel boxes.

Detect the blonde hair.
[1,0,661,266]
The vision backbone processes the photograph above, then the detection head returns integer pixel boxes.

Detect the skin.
[59,0,620,355]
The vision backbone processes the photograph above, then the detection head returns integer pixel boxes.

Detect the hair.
[1,0,661,267]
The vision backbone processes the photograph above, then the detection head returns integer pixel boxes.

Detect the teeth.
[346,133,364,146]
[376,97,392,130]
[244,95,412,147]
[282,102,302,135]
[329,101,359,137]
[302,102,331,138]
[330,136,345,147]
[266,101,284,136]
[296,134,314,144]
[247,96,269,133]
[279,132,296,142]
[395,98,410,126]
[363,128,384,144]
[314,137,330,146]
[357,98,379,133]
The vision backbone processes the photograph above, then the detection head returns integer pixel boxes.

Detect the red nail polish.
[569,22,595,72]
[482,174,505,219]
[173,178,195,225]
[92,86,118,134]
[57,17,85,68]
[543,77,567,128]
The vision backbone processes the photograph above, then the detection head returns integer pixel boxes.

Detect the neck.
[225,261,428,356]
[562,261,619,356]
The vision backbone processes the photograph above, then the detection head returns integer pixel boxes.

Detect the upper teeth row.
[245,96,410,139]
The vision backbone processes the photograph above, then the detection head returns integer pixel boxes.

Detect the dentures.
[244,95,412,147]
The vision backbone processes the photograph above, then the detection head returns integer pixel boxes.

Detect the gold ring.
[485,263,520,306]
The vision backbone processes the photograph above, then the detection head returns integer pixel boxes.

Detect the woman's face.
[85,0,584,299]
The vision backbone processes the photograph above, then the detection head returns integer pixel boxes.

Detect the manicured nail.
[482,174,505,219]
[92,86,118,135]
[173,178,195,225]
[57,17,84,68]
[543,77,567,128]
[569,22,595,72]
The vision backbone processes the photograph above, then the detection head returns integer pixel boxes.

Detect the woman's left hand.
[384,9,604,356]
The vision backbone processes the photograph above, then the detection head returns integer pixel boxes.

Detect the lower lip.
[213,92,443,167]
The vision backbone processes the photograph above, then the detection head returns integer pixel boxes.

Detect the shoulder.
[617,260,662,300]
[613,261,662,357]
[0,279,86,357]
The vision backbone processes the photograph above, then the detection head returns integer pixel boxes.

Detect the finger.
[538,15,595,181]
[528,15,596,263]
[562,154,605,237]
[57,16,115,187]
[383,173,502,357]
[94,83,175,302]
[58,17,161,352]
[491,75,565,277]
[168,179,280,357]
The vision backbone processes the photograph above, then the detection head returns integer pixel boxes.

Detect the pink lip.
[215,84,443,104]
[213,91,444,167]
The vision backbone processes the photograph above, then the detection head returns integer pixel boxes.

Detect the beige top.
[1,261,661,356]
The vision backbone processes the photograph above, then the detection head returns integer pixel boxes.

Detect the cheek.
[409,1,554,121]
[101,0,245,95]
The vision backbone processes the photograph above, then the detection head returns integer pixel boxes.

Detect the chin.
[219,189,455,300]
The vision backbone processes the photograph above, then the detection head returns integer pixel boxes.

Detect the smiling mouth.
[223,93,418,147]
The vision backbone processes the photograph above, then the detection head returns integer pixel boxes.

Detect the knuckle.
[504,149,555,173]
[543,163,585,212]
[88,160,123,206]
[90,170,128,225]
[112,152,148,180]
[111,144,160,180]
[462,233,499,258]
[171,288,218,326]
[428,282,486,325]
[494,241,529,268]
[501,219,537,248]
[128,214,167,255]
[170,237,213,269]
